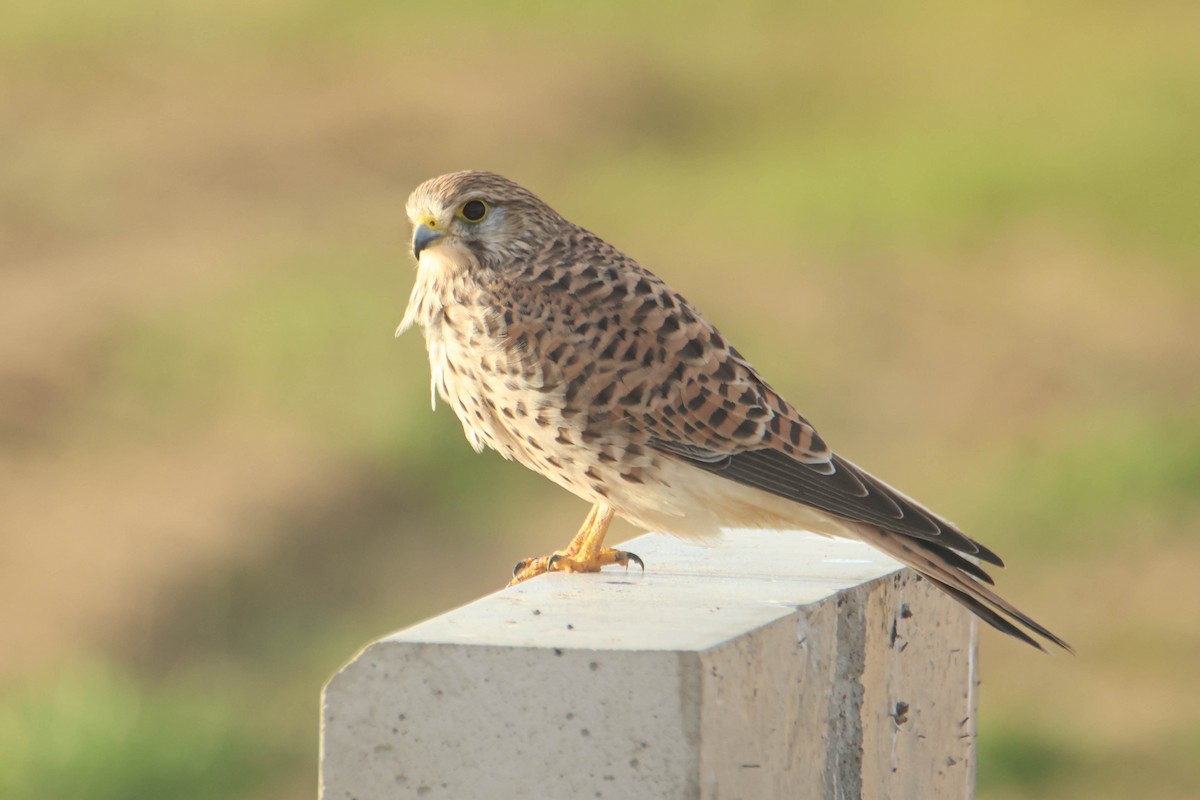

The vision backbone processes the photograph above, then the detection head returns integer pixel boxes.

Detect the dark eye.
[460,199,488,222]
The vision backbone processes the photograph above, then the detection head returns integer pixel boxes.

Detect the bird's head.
[405,171,561,268]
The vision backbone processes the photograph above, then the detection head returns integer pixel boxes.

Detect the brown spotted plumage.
[398,170,1069,651]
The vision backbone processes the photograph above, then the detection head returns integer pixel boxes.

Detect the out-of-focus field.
[2,2,1197,798]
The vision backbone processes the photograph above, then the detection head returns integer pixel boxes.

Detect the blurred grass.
[2,1,1199,798]
[0,664,283,800]
[104,248,415,454]
[967,410,1200,553]
[979,717,1200,799]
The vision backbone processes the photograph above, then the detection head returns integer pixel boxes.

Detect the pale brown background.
[2,2,1198,798]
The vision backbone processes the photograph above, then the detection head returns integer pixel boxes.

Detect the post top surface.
[382,529,903,653]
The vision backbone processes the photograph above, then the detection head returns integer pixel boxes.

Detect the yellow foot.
[506,502,645,586]
[509,547,644,585]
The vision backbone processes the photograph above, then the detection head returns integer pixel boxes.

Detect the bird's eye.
[459,199,488,223]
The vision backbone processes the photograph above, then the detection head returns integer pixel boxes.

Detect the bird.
[396,170,1069,652]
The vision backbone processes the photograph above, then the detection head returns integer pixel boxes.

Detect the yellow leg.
[508,502,644,586]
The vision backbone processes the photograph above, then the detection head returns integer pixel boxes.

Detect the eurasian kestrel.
[397,170,1068,651]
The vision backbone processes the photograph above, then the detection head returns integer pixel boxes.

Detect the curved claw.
[510,546,644,584]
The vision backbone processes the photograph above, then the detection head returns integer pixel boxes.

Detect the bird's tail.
[856,525,1072,653]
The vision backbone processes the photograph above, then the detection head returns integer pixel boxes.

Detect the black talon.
[547,554,563,571]
[625,551,645,572]
[513,560,527,576]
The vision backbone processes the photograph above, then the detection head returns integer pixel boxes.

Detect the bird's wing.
[635,316,1070,650]
[546,249,997,565]
[648,340,1080,647]
[636,323,1002,565]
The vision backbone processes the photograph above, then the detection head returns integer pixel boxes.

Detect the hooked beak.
[412,221,444,259]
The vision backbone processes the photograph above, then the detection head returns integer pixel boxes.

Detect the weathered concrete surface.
[320,529,978,800]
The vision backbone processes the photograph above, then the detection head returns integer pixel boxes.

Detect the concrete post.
[320,529,978,800]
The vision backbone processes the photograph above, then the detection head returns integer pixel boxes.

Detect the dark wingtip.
[970,540,1005,567]
[924,574,1072,653]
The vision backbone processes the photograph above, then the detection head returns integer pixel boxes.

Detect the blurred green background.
[2,1,1198,798]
